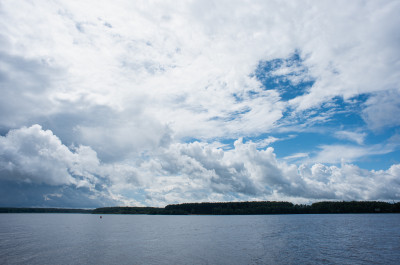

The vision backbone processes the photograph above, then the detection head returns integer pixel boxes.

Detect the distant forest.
[3,201,399,215]
[93,201,400,215]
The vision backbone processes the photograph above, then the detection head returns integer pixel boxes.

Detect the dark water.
[0,214,399,265]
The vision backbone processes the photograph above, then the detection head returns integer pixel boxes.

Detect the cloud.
[362,90,400,131]
[73,108,173,162]
[304,163,400,201]
[309,141,400,165]
[0,49,61,128]
[290,0,400,111]
[0,181,118,208]
[334,131,367,145]
[0,1,400,207]
[254,136,280,149]
[1,0,398,139]
[134,138,400,205]
[0,125,124,207]
[1,126,400,207]
[284,152,309,161]
[0,125,83,186]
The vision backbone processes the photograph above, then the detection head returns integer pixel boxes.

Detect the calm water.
[0,214,399,265]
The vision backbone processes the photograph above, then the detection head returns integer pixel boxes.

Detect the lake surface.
[0,214,399,264]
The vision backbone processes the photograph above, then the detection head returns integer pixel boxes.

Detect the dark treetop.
[91,201,400,215]
[2,201,400,215]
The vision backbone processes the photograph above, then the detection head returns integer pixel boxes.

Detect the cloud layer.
[1,126,399,207]
[0,1,400,206]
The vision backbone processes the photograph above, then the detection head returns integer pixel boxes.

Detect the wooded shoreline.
[2,201,400,215]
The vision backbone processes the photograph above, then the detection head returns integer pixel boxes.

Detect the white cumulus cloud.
[0,125,121,204]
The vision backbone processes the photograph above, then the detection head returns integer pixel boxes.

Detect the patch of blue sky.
[354,149,400,171]
[320,96,367,128]
[252,51,315,101]
[364,127,399,145]
[278,94,369,130]
[256,132,334,158]
[218,138,237,149]
[182,137,203,144]
[232,91,262,103]
[240,90,398,169]
[185,86,397,170]
[232,92,243,103]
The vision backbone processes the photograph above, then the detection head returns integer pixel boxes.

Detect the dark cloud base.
[0,180,115,208]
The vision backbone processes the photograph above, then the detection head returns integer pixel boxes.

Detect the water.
[0,214,399,265]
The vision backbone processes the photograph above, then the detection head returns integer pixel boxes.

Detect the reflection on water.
[1,214,400,264]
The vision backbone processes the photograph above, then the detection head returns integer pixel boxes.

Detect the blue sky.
[0,0,400,207]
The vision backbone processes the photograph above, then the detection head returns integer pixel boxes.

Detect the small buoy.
[100,216,102,219]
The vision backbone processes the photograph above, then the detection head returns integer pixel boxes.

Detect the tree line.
[92,201,400,215]
[2,201,400,215]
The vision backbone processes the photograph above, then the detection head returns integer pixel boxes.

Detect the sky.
[0,0,400,208]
